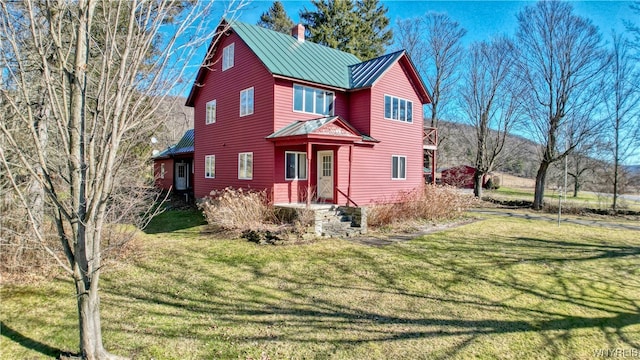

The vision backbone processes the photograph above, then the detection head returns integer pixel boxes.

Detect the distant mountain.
[624,165,640,176]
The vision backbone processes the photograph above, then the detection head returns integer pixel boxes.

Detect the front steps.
[314,206,367,238]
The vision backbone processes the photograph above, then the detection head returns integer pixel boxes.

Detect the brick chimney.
[291,24,305,42]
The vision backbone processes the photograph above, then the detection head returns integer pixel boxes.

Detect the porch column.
[348,144,353,204]
[306,142,312,208]
[432,149,437,185]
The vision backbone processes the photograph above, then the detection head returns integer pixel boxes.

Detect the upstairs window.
[238,152,253,180]
[384,95,413,123]
[392,155,406,180]
[293,84,334,116]
[222,43,234,71]
[285,152,307,180]
[240,87,254,116]
[206,100,216,124]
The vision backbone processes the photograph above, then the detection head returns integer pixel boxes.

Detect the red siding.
[154,159,173,190]
[348,60,425,205]
[192,31,276,198]
[190,29,426,206]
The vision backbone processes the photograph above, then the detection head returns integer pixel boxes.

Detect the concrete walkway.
[469,208,640,231]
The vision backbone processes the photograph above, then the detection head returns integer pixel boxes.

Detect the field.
[2,209,639,359]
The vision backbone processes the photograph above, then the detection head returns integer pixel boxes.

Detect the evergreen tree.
[300,0,392,60]
[258,1,294,34]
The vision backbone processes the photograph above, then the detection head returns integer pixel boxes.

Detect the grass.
[486,186,640,211]
[2,210,640,359]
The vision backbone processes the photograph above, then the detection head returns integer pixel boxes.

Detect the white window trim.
[384,94,413,123]
[222,43,234,71]
[206,99,216,124]
[285,151,308,180]
[205,155,215,179]
[293,84,335,116]
[391,155,407,180]
[240,87,254,117]
[238,152,253,180]
[160,163,165,179]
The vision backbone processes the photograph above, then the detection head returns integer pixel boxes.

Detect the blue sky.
[228,1,634,44]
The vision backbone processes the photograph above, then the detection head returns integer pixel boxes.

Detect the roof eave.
[185,19,231,107]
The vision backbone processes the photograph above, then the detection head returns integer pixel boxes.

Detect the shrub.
[199,187,274,231]
[368,185,476,227]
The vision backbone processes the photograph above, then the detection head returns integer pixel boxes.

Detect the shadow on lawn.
[143,209,206,234]
[0,321,63,358]
[103,232,640,359]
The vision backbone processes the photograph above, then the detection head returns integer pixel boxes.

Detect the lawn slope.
[2,211,639,359]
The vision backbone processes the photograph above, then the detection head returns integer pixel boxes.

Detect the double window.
[206,100,216,124]
[392,155,406,180]
[293,84,334,116]
[240,87,254,116]
[285,152,307,180]
[384,95,413,123]
[205,155,215,178]
[222,43,234,71]
[238,152,253,180]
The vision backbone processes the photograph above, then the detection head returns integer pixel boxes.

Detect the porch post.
[306,142,312,209]
[348,145,353,205]
[432,149,437,186]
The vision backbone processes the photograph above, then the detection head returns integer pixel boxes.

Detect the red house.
[441,165,487,189]
[179,19,432,206]
[153,129,194,193]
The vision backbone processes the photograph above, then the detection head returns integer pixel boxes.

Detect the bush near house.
[368,185,476,227]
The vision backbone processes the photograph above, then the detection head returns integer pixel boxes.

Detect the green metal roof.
[267,116,379,143]
[231,21,361,89]
[153,129,194,159]
[350,50,404,89]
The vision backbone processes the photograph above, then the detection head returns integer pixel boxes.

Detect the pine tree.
[258,1,294,34]
[300,0,392,60]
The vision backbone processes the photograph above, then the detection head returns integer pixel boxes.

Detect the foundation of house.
[274,203,367,237]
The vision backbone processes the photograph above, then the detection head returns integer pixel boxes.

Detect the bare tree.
[396,13,466,128]
[0,1,240,358]
[515,1,607,210]
[459,37,522,197]
[603,32,640,210]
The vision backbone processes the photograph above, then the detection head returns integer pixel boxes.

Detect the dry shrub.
[199,187,274,231]
[368,185,476,227]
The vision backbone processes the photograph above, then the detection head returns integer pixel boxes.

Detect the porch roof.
[153,129,194,159]
[266,116,379,145]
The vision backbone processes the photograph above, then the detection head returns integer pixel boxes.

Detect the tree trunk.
[533,160,550,210]
[473,170,483,198]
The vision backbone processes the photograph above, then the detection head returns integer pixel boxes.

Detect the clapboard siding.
[193,31,275,198]
[154,159,173,190]
[349,60,425,204]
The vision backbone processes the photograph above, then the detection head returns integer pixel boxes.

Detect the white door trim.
[317,150,334,200]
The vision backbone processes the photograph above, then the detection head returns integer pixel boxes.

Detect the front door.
[175,163,188,190]
[317,151,333,200]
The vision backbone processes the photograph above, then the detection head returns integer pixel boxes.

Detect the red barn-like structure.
[442,165,487,189]
[156,19,436,206]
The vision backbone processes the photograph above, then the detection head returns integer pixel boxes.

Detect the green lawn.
[2,210,639,359]
[486,186,640,211]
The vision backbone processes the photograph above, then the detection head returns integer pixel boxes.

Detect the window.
[238,152,253,180]
[384,95,413,123]
[285,152,307,180]
[293,84,334,116]
[206,100,216,124]
[205,155,215,178]
[392,155,406,180]
[222,43,234,71]
[240,87,254,116]
[160,163,165,179]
